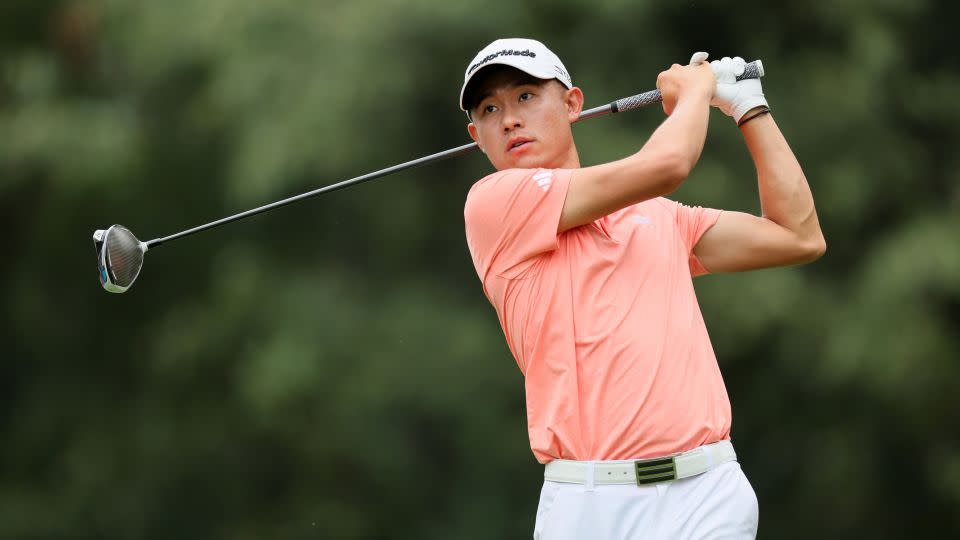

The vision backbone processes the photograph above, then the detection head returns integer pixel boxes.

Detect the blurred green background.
[2,0,958,538]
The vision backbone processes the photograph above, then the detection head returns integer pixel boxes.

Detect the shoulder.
[467,168,537,197]
[637,198,704,231]
[464,168,549,215]
[649,197,718,219]
[628,197,680,220]
[649,196,679,212]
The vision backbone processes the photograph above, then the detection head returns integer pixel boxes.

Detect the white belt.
[544,440,737,486]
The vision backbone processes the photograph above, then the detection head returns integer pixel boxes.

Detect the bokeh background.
[2,0,958,538]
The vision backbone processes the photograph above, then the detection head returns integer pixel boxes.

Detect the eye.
[519,91,534,102]
[483,104,498,114]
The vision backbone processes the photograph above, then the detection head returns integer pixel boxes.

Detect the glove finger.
[714,57,736,82]
[689,51,709,65]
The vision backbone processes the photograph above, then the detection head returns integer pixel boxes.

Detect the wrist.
[731,92,769,123]
[741,105,768,118]
[737,106,771,128]
[679,87,714,107]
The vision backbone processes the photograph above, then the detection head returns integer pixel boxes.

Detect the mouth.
[506,137,533,153]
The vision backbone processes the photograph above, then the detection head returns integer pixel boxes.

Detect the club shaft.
[146,142,479,248]
[145,60,762,249]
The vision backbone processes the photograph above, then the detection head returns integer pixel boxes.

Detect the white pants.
[533,461,759,540]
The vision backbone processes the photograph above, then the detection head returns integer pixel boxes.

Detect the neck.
[543,141,580,169]
[561,143,581,168]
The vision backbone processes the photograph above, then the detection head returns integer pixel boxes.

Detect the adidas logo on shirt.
[532,170,552,191]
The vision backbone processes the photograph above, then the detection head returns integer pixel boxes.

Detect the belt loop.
[584,461,596,492]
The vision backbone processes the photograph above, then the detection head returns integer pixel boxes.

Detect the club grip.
[739,60,764,81]
[612,59,764,114]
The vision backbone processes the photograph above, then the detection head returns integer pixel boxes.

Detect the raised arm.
[558,61,715,233]
[693,57,826,272]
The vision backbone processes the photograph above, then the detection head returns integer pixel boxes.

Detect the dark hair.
[463,64,556,118]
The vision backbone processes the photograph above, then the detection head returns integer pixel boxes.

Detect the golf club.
[93,60,764,293]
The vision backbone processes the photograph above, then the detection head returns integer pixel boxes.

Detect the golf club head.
[93,225,147,293]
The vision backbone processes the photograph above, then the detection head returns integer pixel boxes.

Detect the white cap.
[459,38,573,112]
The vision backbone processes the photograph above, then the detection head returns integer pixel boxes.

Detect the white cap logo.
[459,38,573,112]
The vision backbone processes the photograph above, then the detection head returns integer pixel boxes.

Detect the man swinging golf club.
[461,38,825,539]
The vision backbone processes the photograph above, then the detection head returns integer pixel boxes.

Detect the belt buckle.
[634,455,677,485]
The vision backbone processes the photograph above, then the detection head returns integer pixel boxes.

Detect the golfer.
[461,38,825,539]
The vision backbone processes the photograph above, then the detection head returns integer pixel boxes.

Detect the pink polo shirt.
[464,167,730,464]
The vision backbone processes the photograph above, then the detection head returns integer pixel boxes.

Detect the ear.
[564,86,585,123]
[467,122,484,153]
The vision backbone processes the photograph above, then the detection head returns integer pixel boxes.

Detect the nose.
[501,105,522,133]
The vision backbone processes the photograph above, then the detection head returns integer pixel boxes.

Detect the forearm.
[641,92,711,177]
[741,112,825,250]
[558,63,714,232]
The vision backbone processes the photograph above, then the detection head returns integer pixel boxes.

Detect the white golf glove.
[689,51,709,65]
[708,56,768,123]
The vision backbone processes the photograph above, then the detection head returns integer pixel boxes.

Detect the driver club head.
[93,225,147,293]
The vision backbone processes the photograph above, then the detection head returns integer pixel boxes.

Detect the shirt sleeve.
[672,200,723,277]
[464,168,572,279]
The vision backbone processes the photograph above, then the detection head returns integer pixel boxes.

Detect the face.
[466,68,584,171]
